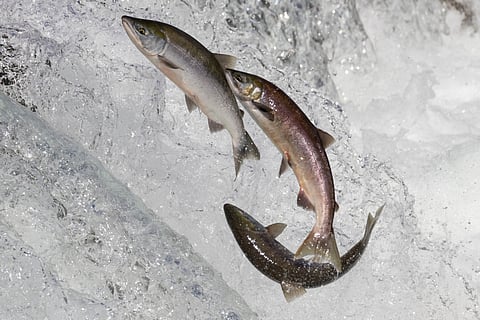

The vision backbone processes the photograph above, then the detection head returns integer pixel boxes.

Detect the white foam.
[1,0,478,319]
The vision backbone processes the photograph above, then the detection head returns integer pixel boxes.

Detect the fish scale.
[225,68,342,271]
[224,203,384,301]
[121,16,260,177]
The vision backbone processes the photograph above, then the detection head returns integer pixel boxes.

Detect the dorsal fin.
[214,53,237,69]
[317,128,335,148]
[266,223,287,238]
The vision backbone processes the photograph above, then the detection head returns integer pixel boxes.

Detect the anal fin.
[281,281,306,302]
[297,188,314,211]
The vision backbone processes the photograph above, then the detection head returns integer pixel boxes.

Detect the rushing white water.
[0,93,255,319]
[0,0,478,319]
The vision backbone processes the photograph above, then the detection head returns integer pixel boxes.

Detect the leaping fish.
[225,69,341,271]
[121,16,260,176]
[224,203,384,302]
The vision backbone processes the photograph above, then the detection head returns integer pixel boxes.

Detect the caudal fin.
[233,131,260,176]
[295,230,342,273]
[362,204,385,245]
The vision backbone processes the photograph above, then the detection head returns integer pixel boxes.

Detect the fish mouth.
[224,203,260,233]
[224,70,252,102]
[224,203,241,226]
[121,15,157,57]
[121,15,134,31]
[224,203,248,231]
[121,16,138,41]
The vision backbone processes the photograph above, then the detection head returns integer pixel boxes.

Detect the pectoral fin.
[252,101,275,121]
[281,281,306,302]
[158,56,182,70]
[297,188,314,211]
[278,155,290,177]
[214,53,237,69]
[317,128,335,148]
[266,223,287,238]
[208,118,225,132]
[185,95,198,112]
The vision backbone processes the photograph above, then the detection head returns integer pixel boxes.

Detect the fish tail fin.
[362,204,385,245]
[233,131,260,176]
[295,230,342,273]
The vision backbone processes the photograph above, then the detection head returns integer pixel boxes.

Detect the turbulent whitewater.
[0,0,478,319]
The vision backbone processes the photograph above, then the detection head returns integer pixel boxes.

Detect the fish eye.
[135,24,148,36]
[233,73,245,83]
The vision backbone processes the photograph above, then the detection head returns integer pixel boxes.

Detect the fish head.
[122,16,169,57]
[225,69,276,122]
[224,203,265,235]
[225,69,263,101]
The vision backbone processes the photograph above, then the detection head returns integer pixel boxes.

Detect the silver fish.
[224,203,384,302]
[225,69,341,271]
[121,16,260,176]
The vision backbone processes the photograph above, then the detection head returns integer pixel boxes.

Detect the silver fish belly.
[121,16,260,176]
